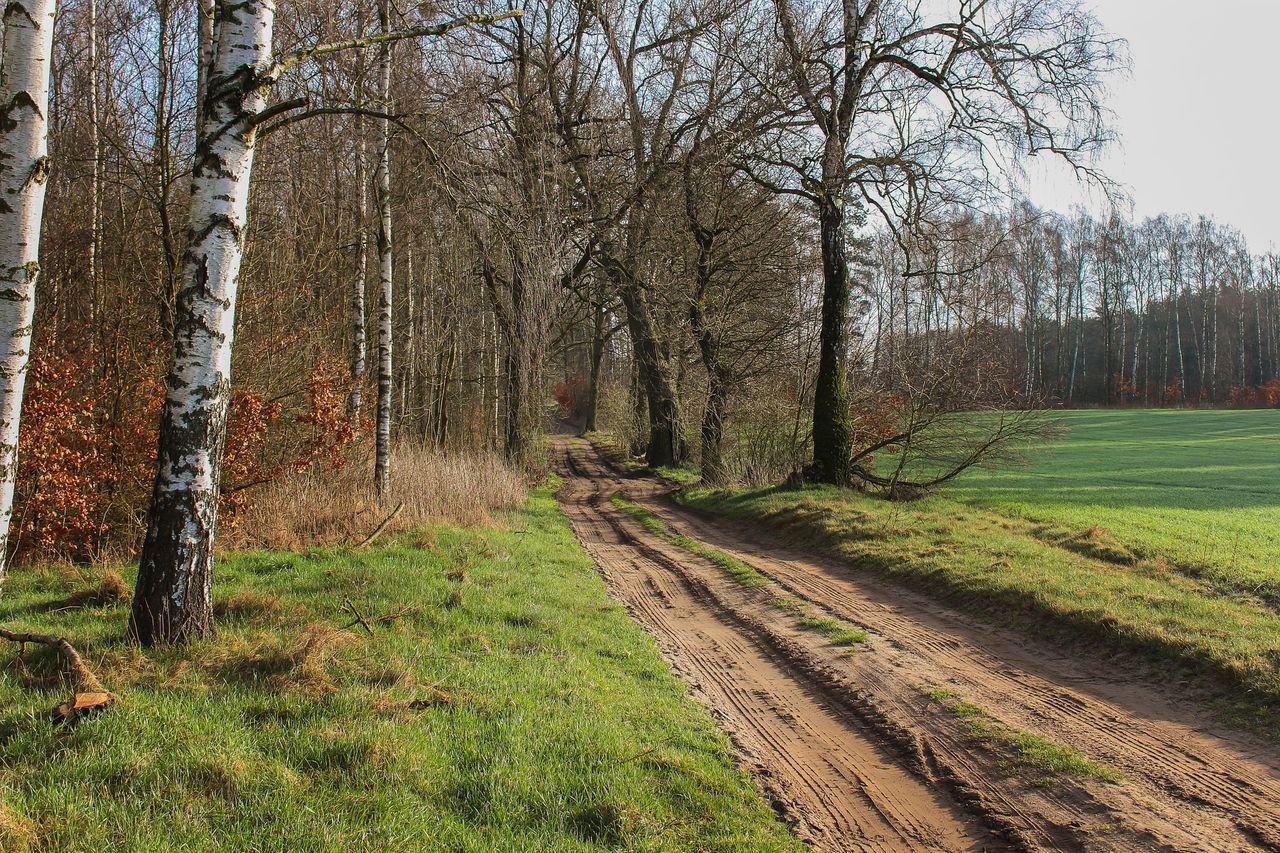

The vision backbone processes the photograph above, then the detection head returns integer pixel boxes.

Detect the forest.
[5,1,1280,849]
[4,0,1276,624]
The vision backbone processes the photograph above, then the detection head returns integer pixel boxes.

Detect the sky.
[1025,0,1280,251]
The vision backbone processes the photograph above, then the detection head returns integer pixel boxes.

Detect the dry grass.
[214,591,285,620]
[228,447,527,551]
[47,570,130,611]
[0,801,36,853]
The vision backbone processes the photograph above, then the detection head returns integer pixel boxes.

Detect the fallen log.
[0,627,116,724]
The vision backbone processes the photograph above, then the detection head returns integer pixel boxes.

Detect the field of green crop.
[950,409,1280,605]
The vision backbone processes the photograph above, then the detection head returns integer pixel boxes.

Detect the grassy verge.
[675,484,1280,738]
[610,497,864,649]
[922,689,1122,785]
[0,484,801,852]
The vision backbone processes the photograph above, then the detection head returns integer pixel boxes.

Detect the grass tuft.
[795,615,868,647]
[0,802,36,853]
[923,687,1121,782]
[48,570,131,611]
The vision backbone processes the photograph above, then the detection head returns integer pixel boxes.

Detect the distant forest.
[861,205,1280,409]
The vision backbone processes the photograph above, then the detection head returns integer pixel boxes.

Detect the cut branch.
[357,502,404,549]
[0,626,115,723]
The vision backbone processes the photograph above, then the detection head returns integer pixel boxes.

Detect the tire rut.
[558,440,998,852]
[558,437,1280,852]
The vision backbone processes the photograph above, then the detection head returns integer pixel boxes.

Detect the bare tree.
[765,0,1121,484]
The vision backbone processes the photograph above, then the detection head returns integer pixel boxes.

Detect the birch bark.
[0,0,56,593]
[88,0,101,359]
[347,3,368,422]
[372,0,393,495]
[131,0,275,644]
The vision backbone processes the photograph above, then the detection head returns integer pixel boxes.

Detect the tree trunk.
[88,0,102,362]
[131,0,273,645]
[583,300,606,433]
[1174,289,1187,401]
[347,3,368,423]
[372,0,393,496]
[196,0,216,119]
[615,272,686,468]
[690,300,731,486]
[152,0,181,339]
[0,0,56,594]
[811,191,853,483]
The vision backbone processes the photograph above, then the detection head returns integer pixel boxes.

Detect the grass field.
[0,485,799,852]
[676,409,1280,736]
[950,409,1280,605]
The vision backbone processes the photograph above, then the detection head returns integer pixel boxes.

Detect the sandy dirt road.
[555,436,1280,852]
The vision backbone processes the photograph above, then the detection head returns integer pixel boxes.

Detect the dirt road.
[555,436,1280,852]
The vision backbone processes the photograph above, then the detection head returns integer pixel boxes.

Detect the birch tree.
[132,1,523,644]
[373,0,393,495]
[348,2,369,423]
[0,0,56,594]
[130,0,278,644]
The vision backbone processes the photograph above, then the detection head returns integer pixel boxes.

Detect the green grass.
[670,536,772,589]
[0,484,801,853]
[612,495,672,539]
[654,467,703,488]
[609,497,863,649]
[948,409,1280,605]
[676,410,1280,737]
[922,688,1122,784]
[793,616,867,647]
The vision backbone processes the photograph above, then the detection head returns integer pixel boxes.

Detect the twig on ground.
[357,502,404,549]
[342,597,376,635]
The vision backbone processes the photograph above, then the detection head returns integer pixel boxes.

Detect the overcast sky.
[1026,0,1280,250]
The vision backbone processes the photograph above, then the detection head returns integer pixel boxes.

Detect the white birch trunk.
[373,0,393,495]
[0,0,56,593]
[131,0,275,644]
[196,0,215,120]
[347,2,367,422]
[88,0,101,358]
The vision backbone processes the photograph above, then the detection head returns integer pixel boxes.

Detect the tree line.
[863,205,1280,409]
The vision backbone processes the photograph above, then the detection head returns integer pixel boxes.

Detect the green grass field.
[950,409,1280,605]
[677,409,1280,736]
[0,485,799,852]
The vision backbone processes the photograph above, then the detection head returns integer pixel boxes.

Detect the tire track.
[558,441,997,852]
[561,438,1280,851]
